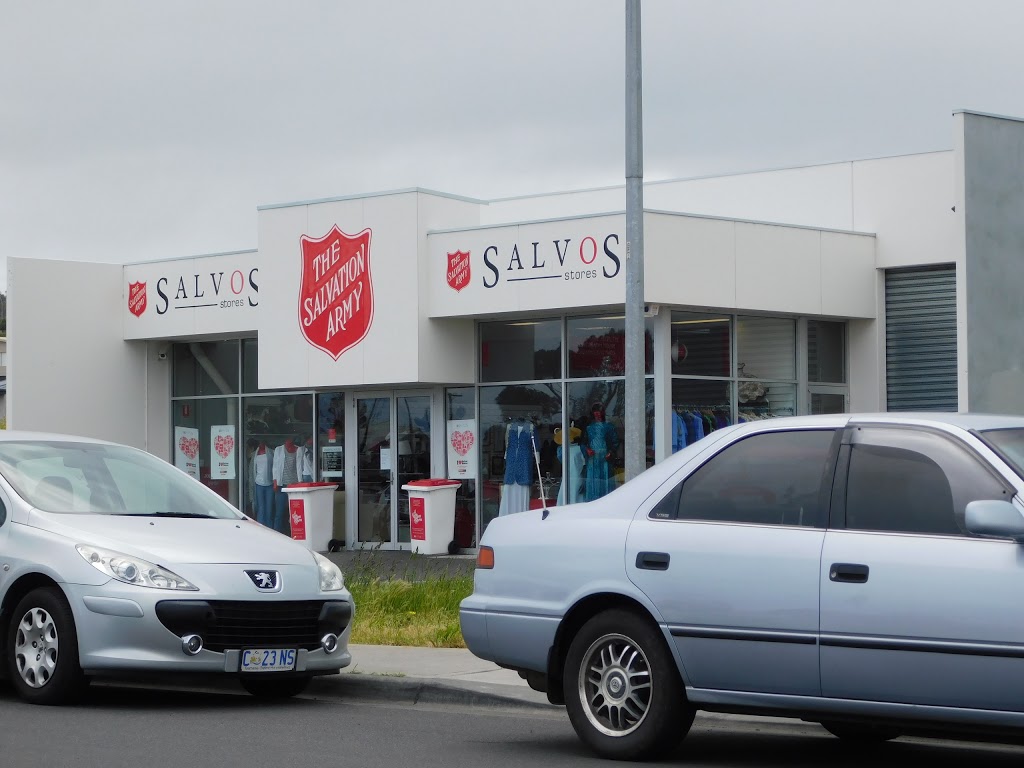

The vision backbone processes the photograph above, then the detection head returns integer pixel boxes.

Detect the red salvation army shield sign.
[128,281,147,317]
[298,226,374,360]
[446,250,470,292]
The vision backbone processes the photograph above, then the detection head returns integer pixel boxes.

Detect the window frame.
[829,424,1015,536]
[649,427,842,529]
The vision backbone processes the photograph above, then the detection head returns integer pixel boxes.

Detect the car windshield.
[978,428,1024,481]
[0,440,243,518]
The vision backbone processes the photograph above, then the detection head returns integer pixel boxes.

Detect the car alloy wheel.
[15,606,60,688]
[577,632,652,737]
[563,609,694,761]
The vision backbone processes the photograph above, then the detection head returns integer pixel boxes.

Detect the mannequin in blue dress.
[583,403,618,501]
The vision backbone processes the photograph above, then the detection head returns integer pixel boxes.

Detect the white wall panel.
[645,214,736,309]
[735,223,821,315]
[9,258,147,447]
[820,231,877,318]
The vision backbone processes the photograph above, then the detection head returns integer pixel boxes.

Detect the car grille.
[156,600,346,652]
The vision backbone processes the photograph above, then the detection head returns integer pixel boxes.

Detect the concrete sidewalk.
[312,643,558,711]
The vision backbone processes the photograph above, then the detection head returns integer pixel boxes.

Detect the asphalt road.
[1,681,1023,768]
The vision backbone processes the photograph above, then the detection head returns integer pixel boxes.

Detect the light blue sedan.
[461,413,1024,760]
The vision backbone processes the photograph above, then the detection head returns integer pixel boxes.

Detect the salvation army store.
[13,110,1020,552]
[81,182,869,553]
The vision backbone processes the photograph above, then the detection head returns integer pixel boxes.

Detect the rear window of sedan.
[0,441,242,518]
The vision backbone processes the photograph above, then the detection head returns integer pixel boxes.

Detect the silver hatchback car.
[0,432,354,705]
[461,413,1024,760]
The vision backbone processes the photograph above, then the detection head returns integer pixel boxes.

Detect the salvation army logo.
[214,434,235,458]
[446,250,470,292]
[299,225,374,360]
[178,436,199,460]
[128,281,147,317]
[450,430,474,456]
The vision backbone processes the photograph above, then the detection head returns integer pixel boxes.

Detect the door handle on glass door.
[829,563,869,583]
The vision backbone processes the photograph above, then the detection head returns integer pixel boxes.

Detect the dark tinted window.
[656,430,836,526]
[845,428,1011,535]
[0,496,6,526]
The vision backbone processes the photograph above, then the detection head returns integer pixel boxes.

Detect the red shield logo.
[128,281,147,317]
[298,226,374,360]
[446,250,471,292]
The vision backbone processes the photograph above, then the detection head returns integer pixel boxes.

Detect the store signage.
[289,499,306,541]
[128,281,147,317]
[126,267,259,317]
[298,225,374,360]
[446,419,478,478]
[174,426,200,480]
[446,250,470,292]
[466,231,622,289]
[410,496,426,540]
[210,425,236,480]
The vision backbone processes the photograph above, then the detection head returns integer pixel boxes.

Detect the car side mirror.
[965,499,1024,541]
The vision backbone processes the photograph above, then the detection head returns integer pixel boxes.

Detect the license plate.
[240,648,297,672]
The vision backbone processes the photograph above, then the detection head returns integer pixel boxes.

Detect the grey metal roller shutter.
[885,266,958,411]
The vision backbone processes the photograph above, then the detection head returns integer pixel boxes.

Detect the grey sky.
[3,0,1024,291]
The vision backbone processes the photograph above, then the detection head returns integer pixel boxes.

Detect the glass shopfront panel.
[445,387,477,549]
[479,383,561,530]
[736,316,796,381]
[173,340,240,397]
[171,398,240,508]
[567,315,653,378]
[480,319,561,382]
[671,312,731,377]
[808,320,847,384]
[671,379,732,453]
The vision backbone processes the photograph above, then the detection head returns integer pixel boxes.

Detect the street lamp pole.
[624,0,645,481]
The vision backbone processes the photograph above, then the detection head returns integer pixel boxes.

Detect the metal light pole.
[624,0,645,481]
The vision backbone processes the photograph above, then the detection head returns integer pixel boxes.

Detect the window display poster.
[174,426,200,480]
[447,419,478,478]
[320,445,344,479]
[210,425,237,480]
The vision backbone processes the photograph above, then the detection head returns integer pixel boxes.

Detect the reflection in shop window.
[172,341,239,397]
[445,387,477,549]
[479,319,561,382]
[171,398,239,508]
[567,315,653,378]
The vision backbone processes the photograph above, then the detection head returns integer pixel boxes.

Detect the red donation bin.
[402,479,461,555]
[282,482,339,551]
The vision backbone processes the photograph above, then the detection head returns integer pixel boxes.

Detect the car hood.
[27,511,316,566]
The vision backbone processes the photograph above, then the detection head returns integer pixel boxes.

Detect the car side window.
[0,495,6,527]
[844,427,1012,536]
[653,429,837,527]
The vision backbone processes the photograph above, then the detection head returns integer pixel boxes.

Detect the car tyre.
[563,609,694,761]
[819,720,901,743]
[7,587,88,705]
[240,675,312,699]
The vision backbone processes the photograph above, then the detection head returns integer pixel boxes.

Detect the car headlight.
[313,551,345,591]
[76,545,198,591]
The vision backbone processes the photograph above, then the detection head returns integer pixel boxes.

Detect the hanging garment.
[671,410,687,453]
[584,420,618,501]
[556,442,587,505]
[503,422,535,487]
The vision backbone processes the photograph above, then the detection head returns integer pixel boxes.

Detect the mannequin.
[498,417,535,516]
[555,423,585,505]
[582,403,618,501]
[298,435,315,482]
[272,437,300,534]
[250,441,274,527]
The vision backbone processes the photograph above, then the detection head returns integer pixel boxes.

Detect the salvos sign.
[299,225,374,360]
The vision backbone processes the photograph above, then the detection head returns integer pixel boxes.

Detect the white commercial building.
[9,109,1024,550]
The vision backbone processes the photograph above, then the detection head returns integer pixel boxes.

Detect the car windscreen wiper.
[116,512,218,519]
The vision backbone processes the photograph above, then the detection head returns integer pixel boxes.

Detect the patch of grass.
[346,572,475,648]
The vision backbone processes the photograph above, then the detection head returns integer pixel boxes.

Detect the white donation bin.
[282,482,339,551]
[402,479,461,555]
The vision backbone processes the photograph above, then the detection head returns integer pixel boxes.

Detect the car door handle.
[829,563,869,583]
[636,552,670,571]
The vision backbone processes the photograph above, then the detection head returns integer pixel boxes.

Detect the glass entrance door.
[354,392,431,548]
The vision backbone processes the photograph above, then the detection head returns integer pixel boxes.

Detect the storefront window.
[808,320,847,383]
[172,340,240,397]
[671,312,731,377]
[480,319,561,382]
[241,393,315,534]
[736,316,796,381]
[671,379,732,452]
[567,315,653,378]
[566,380,626,499]
[739,382,796,421]
[317,392,346,546]
[171,398,240,508]
[479,383,561,531]
[445,387,477,549]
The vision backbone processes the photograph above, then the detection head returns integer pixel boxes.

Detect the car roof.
[0,430,116,445]
[734,412,1024,434]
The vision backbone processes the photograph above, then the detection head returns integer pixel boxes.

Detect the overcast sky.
[3,0,1024,293]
